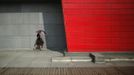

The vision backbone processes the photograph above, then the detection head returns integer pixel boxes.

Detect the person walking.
[34,30,46,50]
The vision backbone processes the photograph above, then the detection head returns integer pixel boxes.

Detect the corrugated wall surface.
[62,0,134,52]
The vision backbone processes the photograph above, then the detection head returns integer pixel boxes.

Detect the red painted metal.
[62,0,134,52]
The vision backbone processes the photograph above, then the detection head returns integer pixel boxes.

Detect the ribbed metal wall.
[62,0,134,52]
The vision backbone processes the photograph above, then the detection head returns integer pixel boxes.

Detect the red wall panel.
[62,0,134,52]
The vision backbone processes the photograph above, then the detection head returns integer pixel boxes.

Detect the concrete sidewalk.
[0,50,134,68]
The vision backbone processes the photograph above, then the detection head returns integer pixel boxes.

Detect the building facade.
[0,0,134,53]
[62,0,134,52]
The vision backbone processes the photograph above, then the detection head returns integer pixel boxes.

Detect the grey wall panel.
[0,4,21,12]
[0,3,66,51]
[0,13,46,49]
